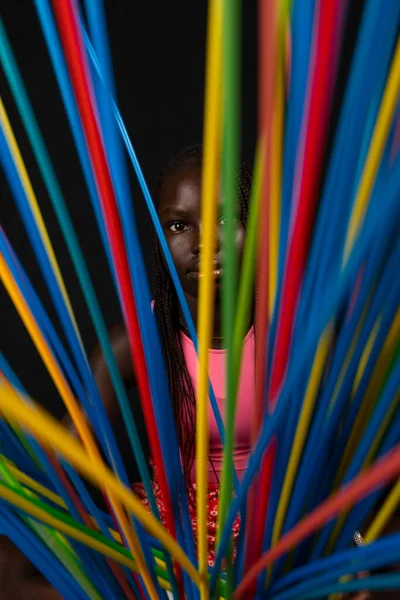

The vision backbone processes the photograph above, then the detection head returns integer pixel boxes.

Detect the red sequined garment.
[133,473,241,567]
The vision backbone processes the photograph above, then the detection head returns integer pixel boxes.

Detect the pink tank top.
[181,328,255,484]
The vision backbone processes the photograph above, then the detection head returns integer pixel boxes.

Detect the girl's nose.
[191,229,202,256]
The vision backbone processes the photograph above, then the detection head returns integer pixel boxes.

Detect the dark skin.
[0,537,61,600]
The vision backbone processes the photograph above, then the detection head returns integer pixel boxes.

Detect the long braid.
[153,144,252,491]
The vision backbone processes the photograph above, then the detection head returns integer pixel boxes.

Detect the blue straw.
[271,539,400,600]
[290,574,400,599]
[270,532,400,594]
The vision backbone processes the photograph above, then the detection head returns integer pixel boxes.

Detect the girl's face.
[158,166,246,301]
[0,537,61,599]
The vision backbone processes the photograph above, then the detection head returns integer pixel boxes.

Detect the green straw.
[217,0,241,595]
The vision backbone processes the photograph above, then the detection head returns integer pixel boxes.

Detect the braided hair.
[153,144,252,490]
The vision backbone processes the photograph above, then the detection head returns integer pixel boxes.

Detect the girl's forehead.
[158,167,203,214]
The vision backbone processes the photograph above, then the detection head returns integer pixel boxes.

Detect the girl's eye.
[169,222,188,233]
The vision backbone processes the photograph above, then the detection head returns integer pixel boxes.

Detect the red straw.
[268,0,344,403]
[234,444,400,598]
[243,0,277,579]
[50,0,182,594]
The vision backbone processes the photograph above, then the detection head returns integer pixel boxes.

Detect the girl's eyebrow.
[159,207,190,218]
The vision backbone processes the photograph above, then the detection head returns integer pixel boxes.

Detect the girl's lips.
[189,268,223,281]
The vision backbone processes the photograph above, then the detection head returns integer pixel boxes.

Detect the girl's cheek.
[167,242,187,271]
[165,237,180,258]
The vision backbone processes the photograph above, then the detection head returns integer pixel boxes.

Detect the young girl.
[92,144,254,565]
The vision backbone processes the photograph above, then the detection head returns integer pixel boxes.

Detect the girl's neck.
[180,295,223,349]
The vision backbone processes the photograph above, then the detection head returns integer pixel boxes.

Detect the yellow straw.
[0,99,82,345]
[364,478,400,543]
[269,3,290,318]
[364,390,400,465]
[0,381,201,587]
[332,318,382,485]
[343,37,400,263]
[271,325,333,546]
[196,1,223,596]
[0,260,157,599]
[352,318,381,392]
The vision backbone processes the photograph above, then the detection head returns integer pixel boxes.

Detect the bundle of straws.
[1,0,400,598]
